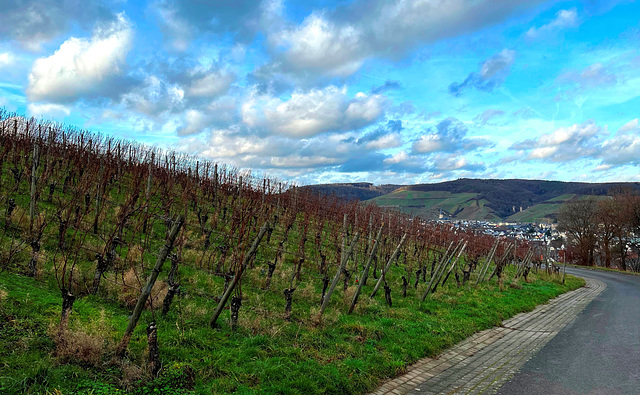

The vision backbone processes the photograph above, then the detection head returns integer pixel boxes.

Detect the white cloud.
[178,109,209,136]
[0,1,116,52]
[526,8,579,39]
[27,13,133,103]
[474,109,505,125]
[186,71,235,98]
[0,52,14,68]
[413,134,445,153]
[412,117,490,154]
[619,118,638,133]
[384,151,409,164]
[511,120,603,162]
[122,75,183,117]
[242,86,386,138]
[365,133,402,150]
[430,154,485,172]
[600,119,640,165]
[266,0,544,79]
[272,14,366,77]
[27,102,71,118]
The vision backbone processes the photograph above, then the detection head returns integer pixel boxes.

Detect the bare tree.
[558,198,598,266]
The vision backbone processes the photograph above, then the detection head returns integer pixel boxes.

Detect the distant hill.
[303,179,640,223]
[300,182,402,202]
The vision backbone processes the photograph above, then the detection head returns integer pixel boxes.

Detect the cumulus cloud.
[186,127,364,172]
[178,116,426,176]
[525,8,579,40]
[27,13,133,103]
[27,102,70,118]
[175,97,239,136]
[270,14,368,77]
[0,52,14,68]
[0,0,115,51]
[118,58,237,120]
[356,120,403,150]
[600,119,640,165]
[121,75,183,117]
[429,154,485,172]
[412,117,491,154]
[264,0,542,80]
[186,71,235,99]
[510,120,602,162]
[152,0,262,50]
[241,86,387,138]
[384,150,410,165]
[449,49,516,96]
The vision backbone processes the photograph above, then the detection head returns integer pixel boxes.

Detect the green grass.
[370,191,497,220]
[0,267,584,394]
[505,194,607,223]
[506,203,561,223]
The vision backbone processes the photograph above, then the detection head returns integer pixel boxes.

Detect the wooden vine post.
[348,224,384,314]
[209,219,272,328]
[370,233,407,299]
[441,241,467,286]
[318,232,361,319]
[475,240,499,286]
[422,241,455,301]
[117,215,185,356]
[29,143,40,230]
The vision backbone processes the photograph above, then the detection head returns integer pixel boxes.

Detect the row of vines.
[0,110,552,388]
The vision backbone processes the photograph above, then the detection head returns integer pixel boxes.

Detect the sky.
[0,0,639,186]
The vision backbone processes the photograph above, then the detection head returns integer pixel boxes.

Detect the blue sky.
[0,0,639,185]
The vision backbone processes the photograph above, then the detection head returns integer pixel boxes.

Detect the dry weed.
[52,326,104,366]
[238,314,264,335]
[341,285,357,305]
[120,361,146,390]
[117,267,168,309]
[297,281,317,300]
[9,206,29,230]
[125,245,144,266]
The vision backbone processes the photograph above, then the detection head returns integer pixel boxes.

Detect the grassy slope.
[371,191,502,220]
[506,194,607,223]
[0,140,585,394]
[0,266,584,394]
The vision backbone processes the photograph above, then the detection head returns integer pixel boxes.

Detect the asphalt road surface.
[496,267,640,395]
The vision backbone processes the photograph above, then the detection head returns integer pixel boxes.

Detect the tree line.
[558,189,640,271]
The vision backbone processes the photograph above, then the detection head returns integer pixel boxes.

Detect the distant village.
[439,219,567,262]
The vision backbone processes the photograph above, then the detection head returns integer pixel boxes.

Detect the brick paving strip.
[370,277,606,395]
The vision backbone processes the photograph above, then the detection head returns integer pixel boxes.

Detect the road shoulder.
[370,277,606,395]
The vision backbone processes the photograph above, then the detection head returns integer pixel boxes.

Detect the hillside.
[300,182,402,201]
[0,113,584,394]
[307,179,640,222]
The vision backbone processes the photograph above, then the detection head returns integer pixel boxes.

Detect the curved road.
[497,267,640,395]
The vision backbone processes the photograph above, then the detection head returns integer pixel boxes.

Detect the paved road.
[371,271,606,395]
[497,267,640,395]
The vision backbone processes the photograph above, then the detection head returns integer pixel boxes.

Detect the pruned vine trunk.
[117,215,184,356]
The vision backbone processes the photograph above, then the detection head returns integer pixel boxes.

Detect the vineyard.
[0,110,583,394]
